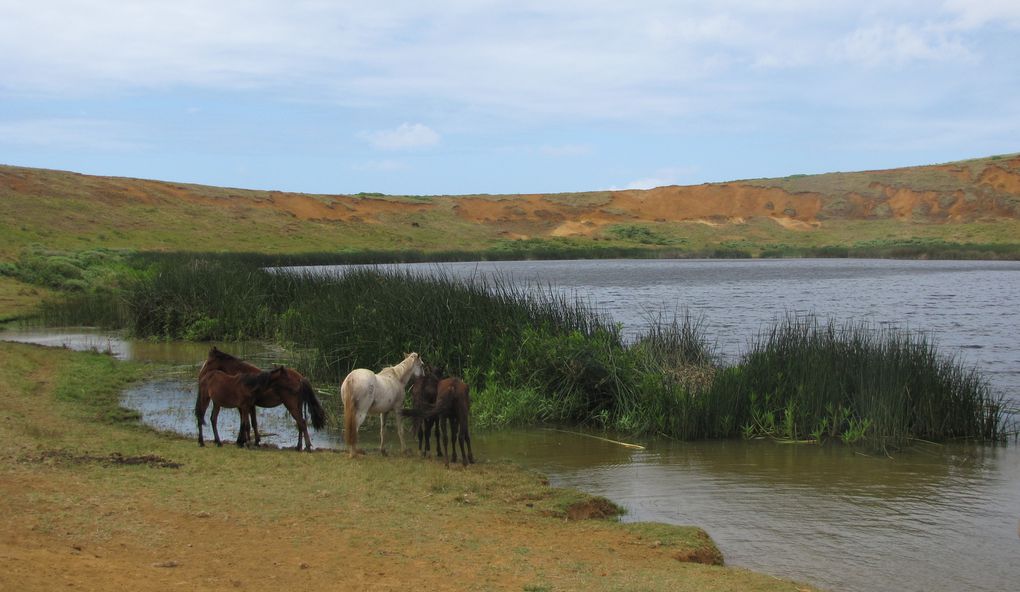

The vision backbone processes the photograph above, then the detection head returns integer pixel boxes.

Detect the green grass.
[32,252,1007,449]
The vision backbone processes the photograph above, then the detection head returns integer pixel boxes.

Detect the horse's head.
[406,352,424,380]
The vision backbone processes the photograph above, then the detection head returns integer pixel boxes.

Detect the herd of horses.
[193,347,474,466]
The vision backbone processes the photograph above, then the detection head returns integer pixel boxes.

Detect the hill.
[2,153,1020,261]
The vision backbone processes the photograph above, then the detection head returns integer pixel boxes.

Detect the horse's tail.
[300,378,327,430]
[341,375,358,449]
[194,383,207,425]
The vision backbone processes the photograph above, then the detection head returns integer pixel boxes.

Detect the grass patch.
[623,522,724,565]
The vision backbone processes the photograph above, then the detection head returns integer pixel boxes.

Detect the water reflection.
[505,435,1020,592]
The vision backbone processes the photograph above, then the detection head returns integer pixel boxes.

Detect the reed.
[36,253,1007,446]
[727,316,1004,447]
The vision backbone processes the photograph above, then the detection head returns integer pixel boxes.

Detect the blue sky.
[1,1,1018,195]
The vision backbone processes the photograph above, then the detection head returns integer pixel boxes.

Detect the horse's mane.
[208,346,242,362]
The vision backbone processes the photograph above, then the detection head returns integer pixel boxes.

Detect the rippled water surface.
[302,258,1020,406]
[5,258,1020,592]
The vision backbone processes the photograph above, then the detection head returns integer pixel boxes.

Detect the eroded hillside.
[2,154,1019,259]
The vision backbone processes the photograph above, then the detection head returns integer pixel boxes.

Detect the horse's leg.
[422,418,432,458]
[353,406,370,456]
[211,404,222,447]
[250,407,261,447]
[431,417,442,458]
[415,417,424,456]
[436,417,446,459]
[283,397,309,452]
[235,408,247,447]
[196,390,209,447]
[237,407,249,448]
[464,418,475,464]
[378,411,388,456]
[448,416,459,465]
[395,408,406,455]
[458,416,471,466]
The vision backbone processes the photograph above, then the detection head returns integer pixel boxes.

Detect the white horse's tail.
[341,371,374,451]
[341,375,357,449]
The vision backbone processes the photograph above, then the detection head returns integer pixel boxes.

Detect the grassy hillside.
[2,153,1020,261]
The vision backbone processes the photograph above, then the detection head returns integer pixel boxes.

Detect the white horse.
[340,352,424,458]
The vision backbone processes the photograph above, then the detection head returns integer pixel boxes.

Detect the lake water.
[297,258,1020,407]
[4,258,1020,592]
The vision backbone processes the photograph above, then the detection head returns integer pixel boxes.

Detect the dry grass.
[0,342,820,591]
[3,153,1020,261]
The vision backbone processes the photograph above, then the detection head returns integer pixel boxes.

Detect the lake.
[5,258,1019,592]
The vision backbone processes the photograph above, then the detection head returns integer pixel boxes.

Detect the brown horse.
[410,364,445,458]
[196,369,272,447]
[403,376,474,467]
[194,347,326,450]
[252,365,327,451]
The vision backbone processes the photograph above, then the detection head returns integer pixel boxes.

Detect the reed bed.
[35,253,1007,447]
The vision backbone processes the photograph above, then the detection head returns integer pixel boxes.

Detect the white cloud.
[943,0,1020,29]
[610,166,698,190]
[360,123,440,150]
[833,22,973,66]
[0,1,1012,124]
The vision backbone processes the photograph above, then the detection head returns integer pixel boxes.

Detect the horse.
[195,369,272,447]
[340,352,424,458]
[194,347,326,450]
[250,365,327,451]
[402,376,474,467]
[410,364,445,458]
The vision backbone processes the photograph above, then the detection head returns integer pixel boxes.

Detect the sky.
[1,1,1019,196]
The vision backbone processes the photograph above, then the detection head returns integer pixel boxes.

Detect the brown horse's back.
[199,347,261,380]
[200,370,262,408]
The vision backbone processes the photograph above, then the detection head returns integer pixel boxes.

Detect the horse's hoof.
[380,449,388,457]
